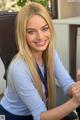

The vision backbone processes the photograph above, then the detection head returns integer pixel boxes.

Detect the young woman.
[0,2,80,120]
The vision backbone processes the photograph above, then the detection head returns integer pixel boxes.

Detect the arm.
[54,51,75,96]
[41,81,80,120]
[9,59,47,120]
[10,59,80,120]
[67,69,80,97]
[77,69,80,81]
[76,69,80,119]
[40,98,79,120]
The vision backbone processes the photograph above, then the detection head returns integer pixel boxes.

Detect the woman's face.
[26,15,51,53]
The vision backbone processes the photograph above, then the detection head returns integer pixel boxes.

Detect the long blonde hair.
[16,2,56,109]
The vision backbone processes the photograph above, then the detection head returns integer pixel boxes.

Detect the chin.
[37,46,48,51]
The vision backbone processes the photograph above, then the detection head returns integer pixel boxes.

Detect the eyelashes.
[26,26,49,35]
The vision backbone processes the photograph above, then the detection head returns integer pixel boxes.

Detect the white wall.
[54,23,69,72]
[76,27,80,69]
[58,0,80,19]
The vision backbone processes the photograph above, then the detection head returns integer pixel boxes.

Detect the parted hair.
[16,2,56,109]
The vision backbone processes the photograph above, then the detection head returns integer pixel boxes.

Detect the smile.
[34,40,47,46]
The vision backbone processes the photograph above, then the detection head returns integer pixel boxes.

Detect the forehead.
[26,15,48,28]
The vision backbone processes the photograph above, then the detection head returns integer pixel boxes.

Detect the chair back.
[0,12,18,78]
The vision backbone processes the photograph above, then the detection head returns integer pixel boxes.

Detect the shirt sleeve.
[9,60,47,120]
[54,51,75,94]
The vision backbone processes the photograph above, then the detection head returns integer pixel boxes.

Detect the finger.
[72,81,80,87]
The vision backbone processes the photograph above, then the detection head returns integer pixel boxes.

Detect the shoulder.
[10,57,29,70]
[7,58,31,79]
[54,50,59,61]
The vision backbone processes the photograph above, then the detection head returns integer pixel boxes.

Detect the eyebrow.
[26,24,48,31]
[41,24,49,29]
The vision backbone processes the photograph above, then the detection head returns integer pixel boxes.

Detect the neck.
[32,51,43,66]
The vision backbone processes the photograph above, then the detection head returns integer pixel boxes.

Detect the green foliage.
[17,0,28,6]
[31,0,48,9]
[17,0,48,9]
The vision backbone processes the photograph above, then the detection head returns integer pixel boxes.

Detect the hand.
[72,81,80,106]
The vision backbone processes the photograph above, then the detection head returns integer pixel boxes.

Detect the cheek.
[26,35,34,46]
[26,34,36,41]
[47,32,51,41]
[26,35,31,45]
[49,33,51,38]
[47,30,51,38]
[26,34,32,42]
[26,39,32,48]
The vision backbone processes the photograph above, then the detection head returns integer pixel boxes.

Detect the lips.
[34,40,47,46]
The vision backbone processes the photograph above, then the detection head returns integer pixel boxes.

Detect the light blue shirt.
[0,52,75,120]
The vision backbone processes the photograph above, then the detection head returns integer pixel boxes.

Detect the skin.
[26,15,51,65]
[77,69,80,81]
[76,69,80,118]
[68,69,80,97]
[26,14,80,120]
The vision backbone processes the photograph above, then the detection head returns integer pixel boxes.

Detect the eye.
[26,30,35,35]
[42,26,49,32]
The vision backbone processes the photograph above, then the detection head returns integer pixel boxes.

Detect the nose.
[37,31,44,39]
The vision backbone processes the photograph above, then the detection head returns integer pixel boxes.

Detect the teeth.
[35,41,46,45]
